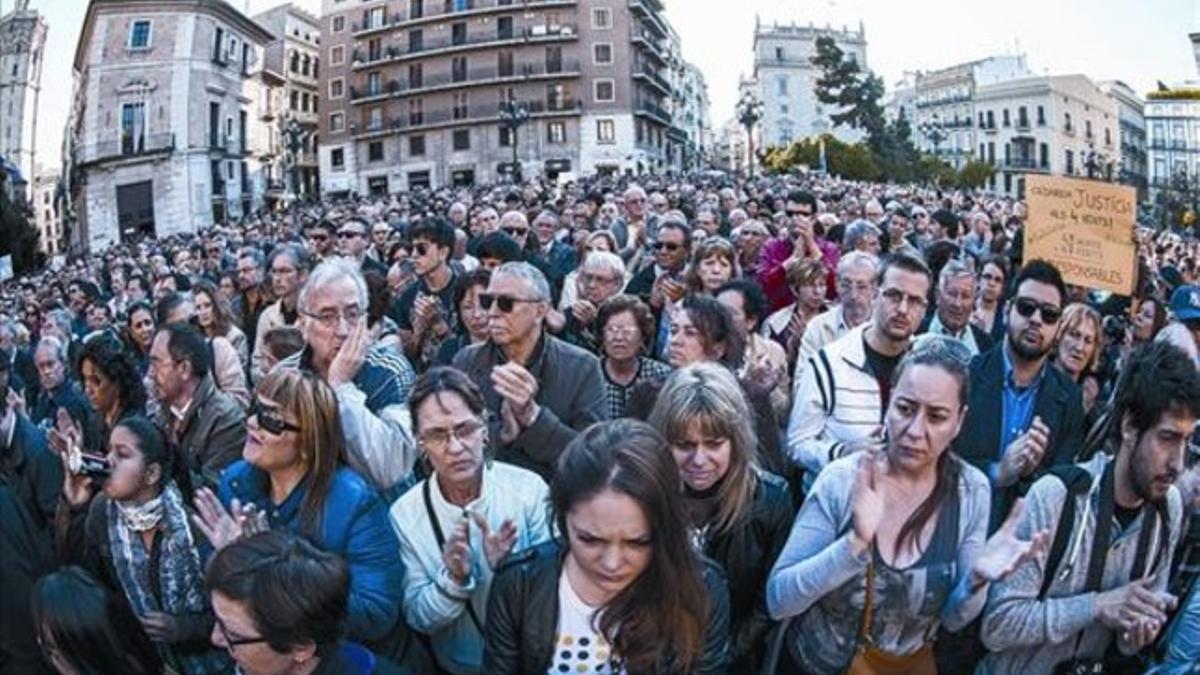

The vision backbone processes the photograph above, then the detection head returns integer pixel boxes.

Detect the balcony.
[351,97,582,138]
[392,0,578,29]
[629,0,669,37]
[350,59,581,103]
[351,23,577,69]
[633,65,671,95]
[634,100,671,125]
[75,133,175,166]
[1003,157,1049,171]
[631,30,667,63]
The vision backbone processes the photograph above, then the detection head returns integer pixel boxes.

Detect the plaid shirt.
[602,357,672,419]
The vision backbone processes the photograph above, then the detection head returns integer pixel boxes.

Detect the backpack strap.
[1038,465,1095,600]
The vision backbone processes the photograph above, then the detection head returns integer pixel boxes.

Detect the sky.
[17,0,1200,173]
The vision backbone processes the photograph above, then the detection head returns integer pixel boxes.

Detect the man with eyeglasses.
[394,218,458,371]
[277,258,418,495]
[757,190,830,312]
[250,244,309,384]
[303,219,337,262]
[337,217,388,277]
[452,262,606,481]
[788,252,932,489]
[149,323,246,491]
[528,208,575,304]
[956,259,1084,530]
[624,216,691,358]
[795,251,879,368]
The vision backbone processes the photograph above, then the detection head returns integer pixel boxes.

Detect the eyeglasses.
[604,325,640,338]
[1013,297,1062,325]
[301,306,364,328]
[418,419,485,451]
[881,287,928,311]
[249,398,301,435]
[653,241,682,251]
[215,616,269,650]
[581,273,620,286]
[337,230,365,239]
[502,227,528,237]
[478,293,541,313]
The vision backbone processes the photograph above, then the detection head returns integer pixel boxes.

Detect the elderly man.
[554,251,625,352]
[28,336,91,430]
[530,208,576,302]
[795,251,880,367]
[277,258,418,494]
[497,210,532,252]
[452,262,606,480]
[735,220,771,274]
[919,258,993,356]
[842,219,883,255]
[251,243,310,383]
[150,323,246,491]
[624,213,692,357]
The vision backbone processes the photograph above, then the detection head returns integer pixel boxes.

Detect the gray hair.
[43,309,74,338]
[269,242,310,271]
[494,261,551,303]
[35,335,66,362]
[298,257,368,312]
[843,219,882,252]
[237,247,265,268]
[938,258,977,292]
[581,251,626,280]
[836,250,880,279]
[498,210,529,230]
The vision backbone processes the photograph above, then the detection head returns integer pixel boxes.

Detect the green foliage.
[0,190,42,275]
[957,160,996,189]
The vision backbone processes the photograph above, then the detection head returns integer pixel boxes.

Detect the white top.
[549,569,624,675]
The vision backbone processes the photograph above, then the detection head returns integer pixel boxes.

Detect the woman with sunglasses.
[765,338,1046,675]
[649,363,793,672]
[390,367,552,674]
[192,281,248,368]
[193,368,415,666]
[56,415,233,674]
[483,418,731,674]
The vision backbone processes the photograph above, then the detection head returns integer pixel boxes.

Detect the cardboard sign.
[1024,175,1136,296]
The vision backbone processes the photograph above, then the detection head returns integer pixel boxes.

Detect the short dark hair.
[158,322,211,379]
[408,217,456,252]
[206,531,349,658]
[715,279,769,329]
[453,267,491,314]
[656,218,692,249]
[1111,341,1200,443]
[477,231,523,264]
[1009,258,1067,306]
[154,292,189,325]
[409,366,488,434]
[269,243,310,272]
[930,209,960,239]
[786,190,817,212]
[877,251,933,288]
[680,294,745,369]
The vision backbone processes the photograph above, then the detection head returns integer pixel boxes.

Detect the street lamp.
[736,90,764,180]
[918,115,947,160]
[283,117,308,230]
[498,98,530,184]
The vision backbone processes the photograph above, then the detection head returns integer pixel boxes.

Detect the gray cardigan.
[977,454,1183,675]
[766,453,992,674]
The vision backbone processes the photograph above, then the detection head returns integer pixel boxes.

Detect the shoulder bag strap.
[422,479,486,636]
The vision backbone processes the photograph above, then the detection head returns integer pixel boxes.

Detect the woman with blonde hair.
[684,238,741,295]
[649,362,794,672]
[1052,303,1105,414]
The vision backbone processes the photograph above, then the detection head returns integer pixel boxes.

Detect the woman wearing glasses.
[193,368,415,667]
[597,294,672,419]
[765,338,1046,675]
[389,367,552,674]
[56,415,233,674]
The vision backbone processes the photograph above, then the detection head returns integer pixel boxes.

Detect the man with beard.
[955,259,1084,528]
[978,341,1199,675]
[918,258,994,356]
[787,252,931,488]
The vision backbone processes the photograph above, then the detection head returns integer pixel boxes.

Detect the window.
[368,141,384,162]
[591,7,611,29]
[129,20,152,49]
[594,79,614,102]
[1002,109,1010,127]
[408,134,425,156]
[368,107,383,131]
[452,56,467,83]
[290,90,299,110]
[209,102,220,146]
[1085,119,1093,139]
[367,38,382,61]
[367,72,382,96]
[329,78,344,99]
[547,83,564,109]
[409,0,424,19]
[242,43,251,75]
[1065,149,1075,174]
[499,126,514,147]
[547,121,566,143]
[213,27,226,63]
[367,6,385,30]
[331,45,345,65]
[1037,105,1046,125]
[775,47,784,61]
[452,129,470,151]
[409,29,423,53]
[498,51,514,77]
[593,43,612,65]
[453,92,468,119]
[409,98,423,125]
[986,111,994,129]
[597,119,615,144]
[330,112,345,132]
[1105,128,1112,145]
[776,75,787,96]
[331,147,345,170]
[546,46,562,73]
[1017,106,1028,127]
[497,16,513,40]
[452,22,467,45]
[409,63,423,88]
[332,15,345,32]
[1039,142,1048,167]
[1064,112,1073,132]
[239,110,248,152]
[120,102,146,154]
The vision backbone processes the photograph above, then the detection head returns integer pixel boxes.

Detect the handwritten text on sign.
[1024,175,1136,296]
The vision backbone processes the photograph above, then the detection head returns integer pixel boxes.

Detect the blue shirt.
[990,345,1047,480]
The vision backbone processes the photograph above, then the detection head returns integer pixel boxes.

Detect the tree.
[811,37,887,151]
[0,190,41,275]
[958,160,997,190]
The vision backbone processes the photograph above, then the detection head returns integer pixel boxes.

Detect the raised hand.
[470,510,518,570]
[58,448,97,508]
[191,488,266,552]
[971,499,1049,587]
[441,518,471,584]
[850,452,884,554]
[996,416,1050,487]
[491,363,539,428]
[327,317,369,388]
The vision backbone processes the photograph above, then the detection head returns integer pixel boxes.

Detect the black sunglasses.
[502,227,528,237]
[337,230,365,239]
[249,399,301,435]
[786,208,813,217]
[479,293,540,313]
[1013,297,1062,325]
[653,241,682,251]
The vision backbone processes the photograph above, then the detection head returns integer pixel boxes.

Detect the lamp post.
[918,114,947,161]
[282,117,308,229]
[498,98,530,184]
[736,90,764,180]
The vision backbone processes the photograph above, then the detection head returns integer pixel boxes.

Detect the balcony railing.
[350,59,581,101]
[75,133,175,165]
[631,30,667,61]
[351,24,577,69]
[388,0,578,28]
[633,65,671,94]
[635,100,672,124]
[352,97,582,136]
[1003,157,1049,170]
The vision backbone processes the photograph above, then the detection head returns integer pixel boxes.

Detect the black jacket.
[0,484,54,674]
[0,413,61,532]
[701,473,794,671]
[483,541,731,675]
[954,343,1085,530]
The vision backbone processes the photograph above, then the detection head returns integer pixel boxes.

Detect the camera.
[69,448,111,481]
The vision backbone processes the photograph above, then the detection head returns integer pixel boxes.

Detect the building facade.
[317,0,701,196]
[65,0,279,253]
[1145,85,1200,201]
[752,20,867,148]
[672,59,711,171]
[254,2,321,200]
[0,0,47,201]
[972,74,1120,197]
[1099,80,1147,199]
[909,56,1032,170]
[31,169,63,255]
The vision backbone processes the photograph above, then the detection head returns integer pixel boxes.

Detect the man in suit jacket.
[954,260,1084,530]
[918,258,994,357]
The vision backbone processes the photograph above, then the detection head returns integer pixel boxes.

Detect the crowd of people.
[1,169,1200,675]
